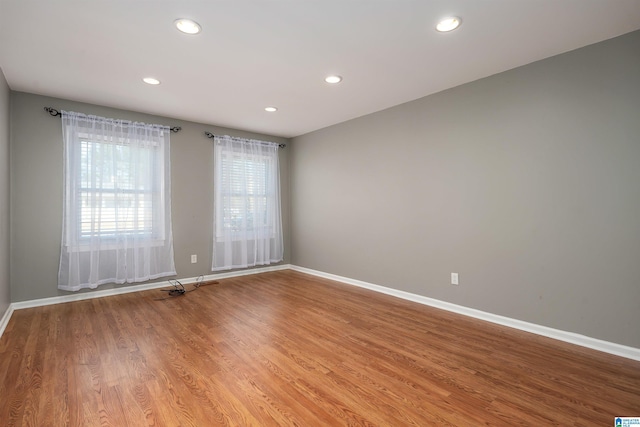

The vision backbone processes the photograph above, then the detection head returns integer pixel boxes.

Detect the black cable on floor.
[155,276,219,301]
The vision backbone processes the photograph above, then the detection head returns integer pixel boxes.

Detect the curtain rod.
[204,131,286,148]
[44,107,182,133]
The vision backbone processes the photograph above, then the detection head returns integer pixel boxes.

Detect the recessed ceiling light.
[324,75,342,84]
[265,106,278,112]
[175,18,201,35]
[143,77,161,85]
[436,17,462,32]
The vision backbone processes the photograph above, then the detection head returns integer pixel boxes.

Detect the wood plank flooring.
[0,270,639,426]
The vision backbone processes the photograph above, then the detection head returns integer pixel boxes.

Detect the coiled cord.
[156,276,218,301]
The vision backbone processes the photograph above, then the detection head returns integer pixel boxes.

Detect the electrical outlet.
[451,272,459,285]
[191,254,197,264]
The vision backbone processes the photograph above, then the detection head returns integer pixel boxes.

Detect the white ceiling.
[1,1,640,138]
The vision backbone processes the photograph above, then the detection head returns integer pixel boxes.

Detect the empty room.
[1,1,640,426]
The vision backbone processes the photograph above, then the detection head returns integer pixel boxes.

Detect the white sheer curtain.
[212,135,283,271]
[58,110,176,291]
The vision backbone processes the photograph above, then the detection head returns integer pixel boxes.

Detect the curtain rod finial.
[44,107,61,117]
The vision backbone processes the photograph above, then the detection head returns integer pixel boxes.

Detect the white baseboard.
[3,263,639,362]
[289,265,640,362]
[2,264,292,333]
[0,304,14,339]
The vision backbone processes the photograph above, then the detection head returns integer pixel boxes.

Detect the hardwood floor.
[1,270,638,426]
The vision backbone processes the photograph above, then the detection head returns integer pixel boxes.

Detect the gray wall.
[10,92,290,301]
[0,68,10,316]
[290,30,640,348]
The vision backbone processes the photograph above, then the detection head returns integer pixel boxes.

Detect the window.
[75,137,162,242]
[59,111,176,291]
[212,135,283,271]
[216,151,271,239]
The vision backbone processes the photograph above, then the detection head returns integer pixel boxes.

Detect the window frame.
[214,145,278,243]
[65,131,166,252]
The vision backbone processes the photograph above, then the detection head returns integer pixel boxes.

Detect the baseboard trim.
[289,265,640,362]
[4,263,639,362]
[5,263,292,319]
[0,304,14,339]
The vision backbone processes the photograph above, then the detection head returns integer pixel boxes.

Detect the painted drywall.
[0,68,10,316]
[291,30,640,348]
[10,92,290,301]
